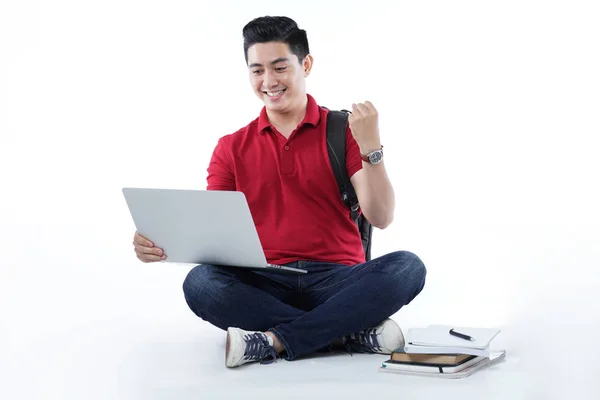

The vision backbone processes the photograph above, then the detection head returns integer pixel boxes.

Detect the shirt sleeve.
[346,124,363,178]
[206,137,236,191]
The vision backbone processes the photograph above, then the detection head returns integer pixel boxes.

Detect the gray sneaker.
[342,318,405,355]
[225,327,279,368]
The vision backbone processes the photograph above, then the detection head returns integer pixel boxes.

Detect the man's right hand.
[133,231,166,262]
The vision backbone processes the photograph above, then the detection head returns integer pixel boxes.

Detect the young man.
[132,16,426,368]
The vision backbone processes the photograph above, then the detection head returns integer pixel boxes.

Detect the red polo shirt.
[206,94,365,266]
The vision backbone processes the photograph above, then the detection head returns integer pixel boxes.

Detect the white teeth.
[266,90,284,97]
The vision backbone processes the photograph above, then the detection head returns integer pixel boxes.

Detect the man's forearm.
[347,101,396,229]
[359,161,395,229]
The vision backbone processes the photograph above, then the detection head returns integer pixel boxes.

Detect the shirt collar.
[257,94,321,134]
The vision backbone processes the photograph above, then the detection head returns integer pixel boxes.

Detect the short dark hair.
[242,16,310,64]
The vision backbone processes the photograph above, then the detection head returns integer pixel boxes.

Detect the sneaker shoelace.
[343,328,382,355]
[243,333,278,364]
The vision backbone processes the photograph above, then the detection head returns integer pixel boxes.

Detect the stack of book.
[379,324,506,378]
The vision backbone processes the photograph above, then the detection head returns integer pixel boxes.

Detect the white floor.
[2,222,599,400]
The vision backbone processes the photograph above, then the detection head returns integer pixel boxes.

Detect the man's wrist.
[360,145,384,164]
[358,142,382,156]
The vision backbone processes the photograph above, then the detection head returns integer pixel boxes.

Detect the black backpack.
[325,109,374,262]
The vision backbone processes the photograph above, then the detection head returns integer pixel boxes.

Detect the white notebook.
[379,350,506,379]
[404,325,501,357]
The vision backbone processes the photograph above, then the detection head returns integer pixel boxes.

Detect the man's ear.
[303,54,314,77]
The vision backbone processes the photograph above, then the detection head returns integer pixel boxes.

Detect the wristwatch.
[360,145,384,164]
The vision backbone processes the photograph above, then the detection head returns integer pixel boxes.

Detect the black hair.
[242,16,310,64]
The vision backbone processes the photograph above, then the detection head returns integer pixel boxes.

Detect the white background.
[1,1,599,399]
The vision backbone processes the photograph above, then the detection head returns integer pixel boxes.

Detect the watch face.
[369,150,383,164]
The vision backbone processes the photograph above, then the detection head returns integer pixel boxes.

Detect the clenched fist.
[348,101,382,154]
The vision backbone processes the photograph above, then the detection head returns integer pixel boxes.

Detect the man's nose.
[263,70,278,88]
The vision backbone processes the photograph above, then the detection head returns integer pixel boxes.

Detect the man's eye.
[252,70,262,74]
[276,67,287,71]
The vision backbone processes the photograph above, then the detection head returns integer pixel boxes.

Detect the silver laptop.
[122,187,306,274]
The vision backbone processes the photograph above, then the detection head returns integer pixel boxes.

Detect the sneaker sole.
[225,327,242,368]
[381,319,405,353]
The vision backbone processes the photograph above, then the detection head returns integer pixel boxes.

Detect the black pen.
[449,328,475,341]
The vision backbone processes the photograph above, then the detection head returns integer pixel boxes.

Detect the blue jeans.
[182,250,426,360]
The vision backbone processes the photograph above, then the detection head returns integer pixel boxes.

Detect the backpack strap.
[326,109,360,222]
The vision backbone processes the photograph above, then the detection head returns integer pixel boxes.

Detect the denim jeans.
[182,250,426,360]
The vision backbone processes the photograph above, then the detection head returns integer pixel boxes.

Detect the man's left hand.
[348,101,382,154]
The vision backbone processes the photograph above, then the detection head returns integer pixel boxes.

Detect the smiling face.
[247,41,313,113]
